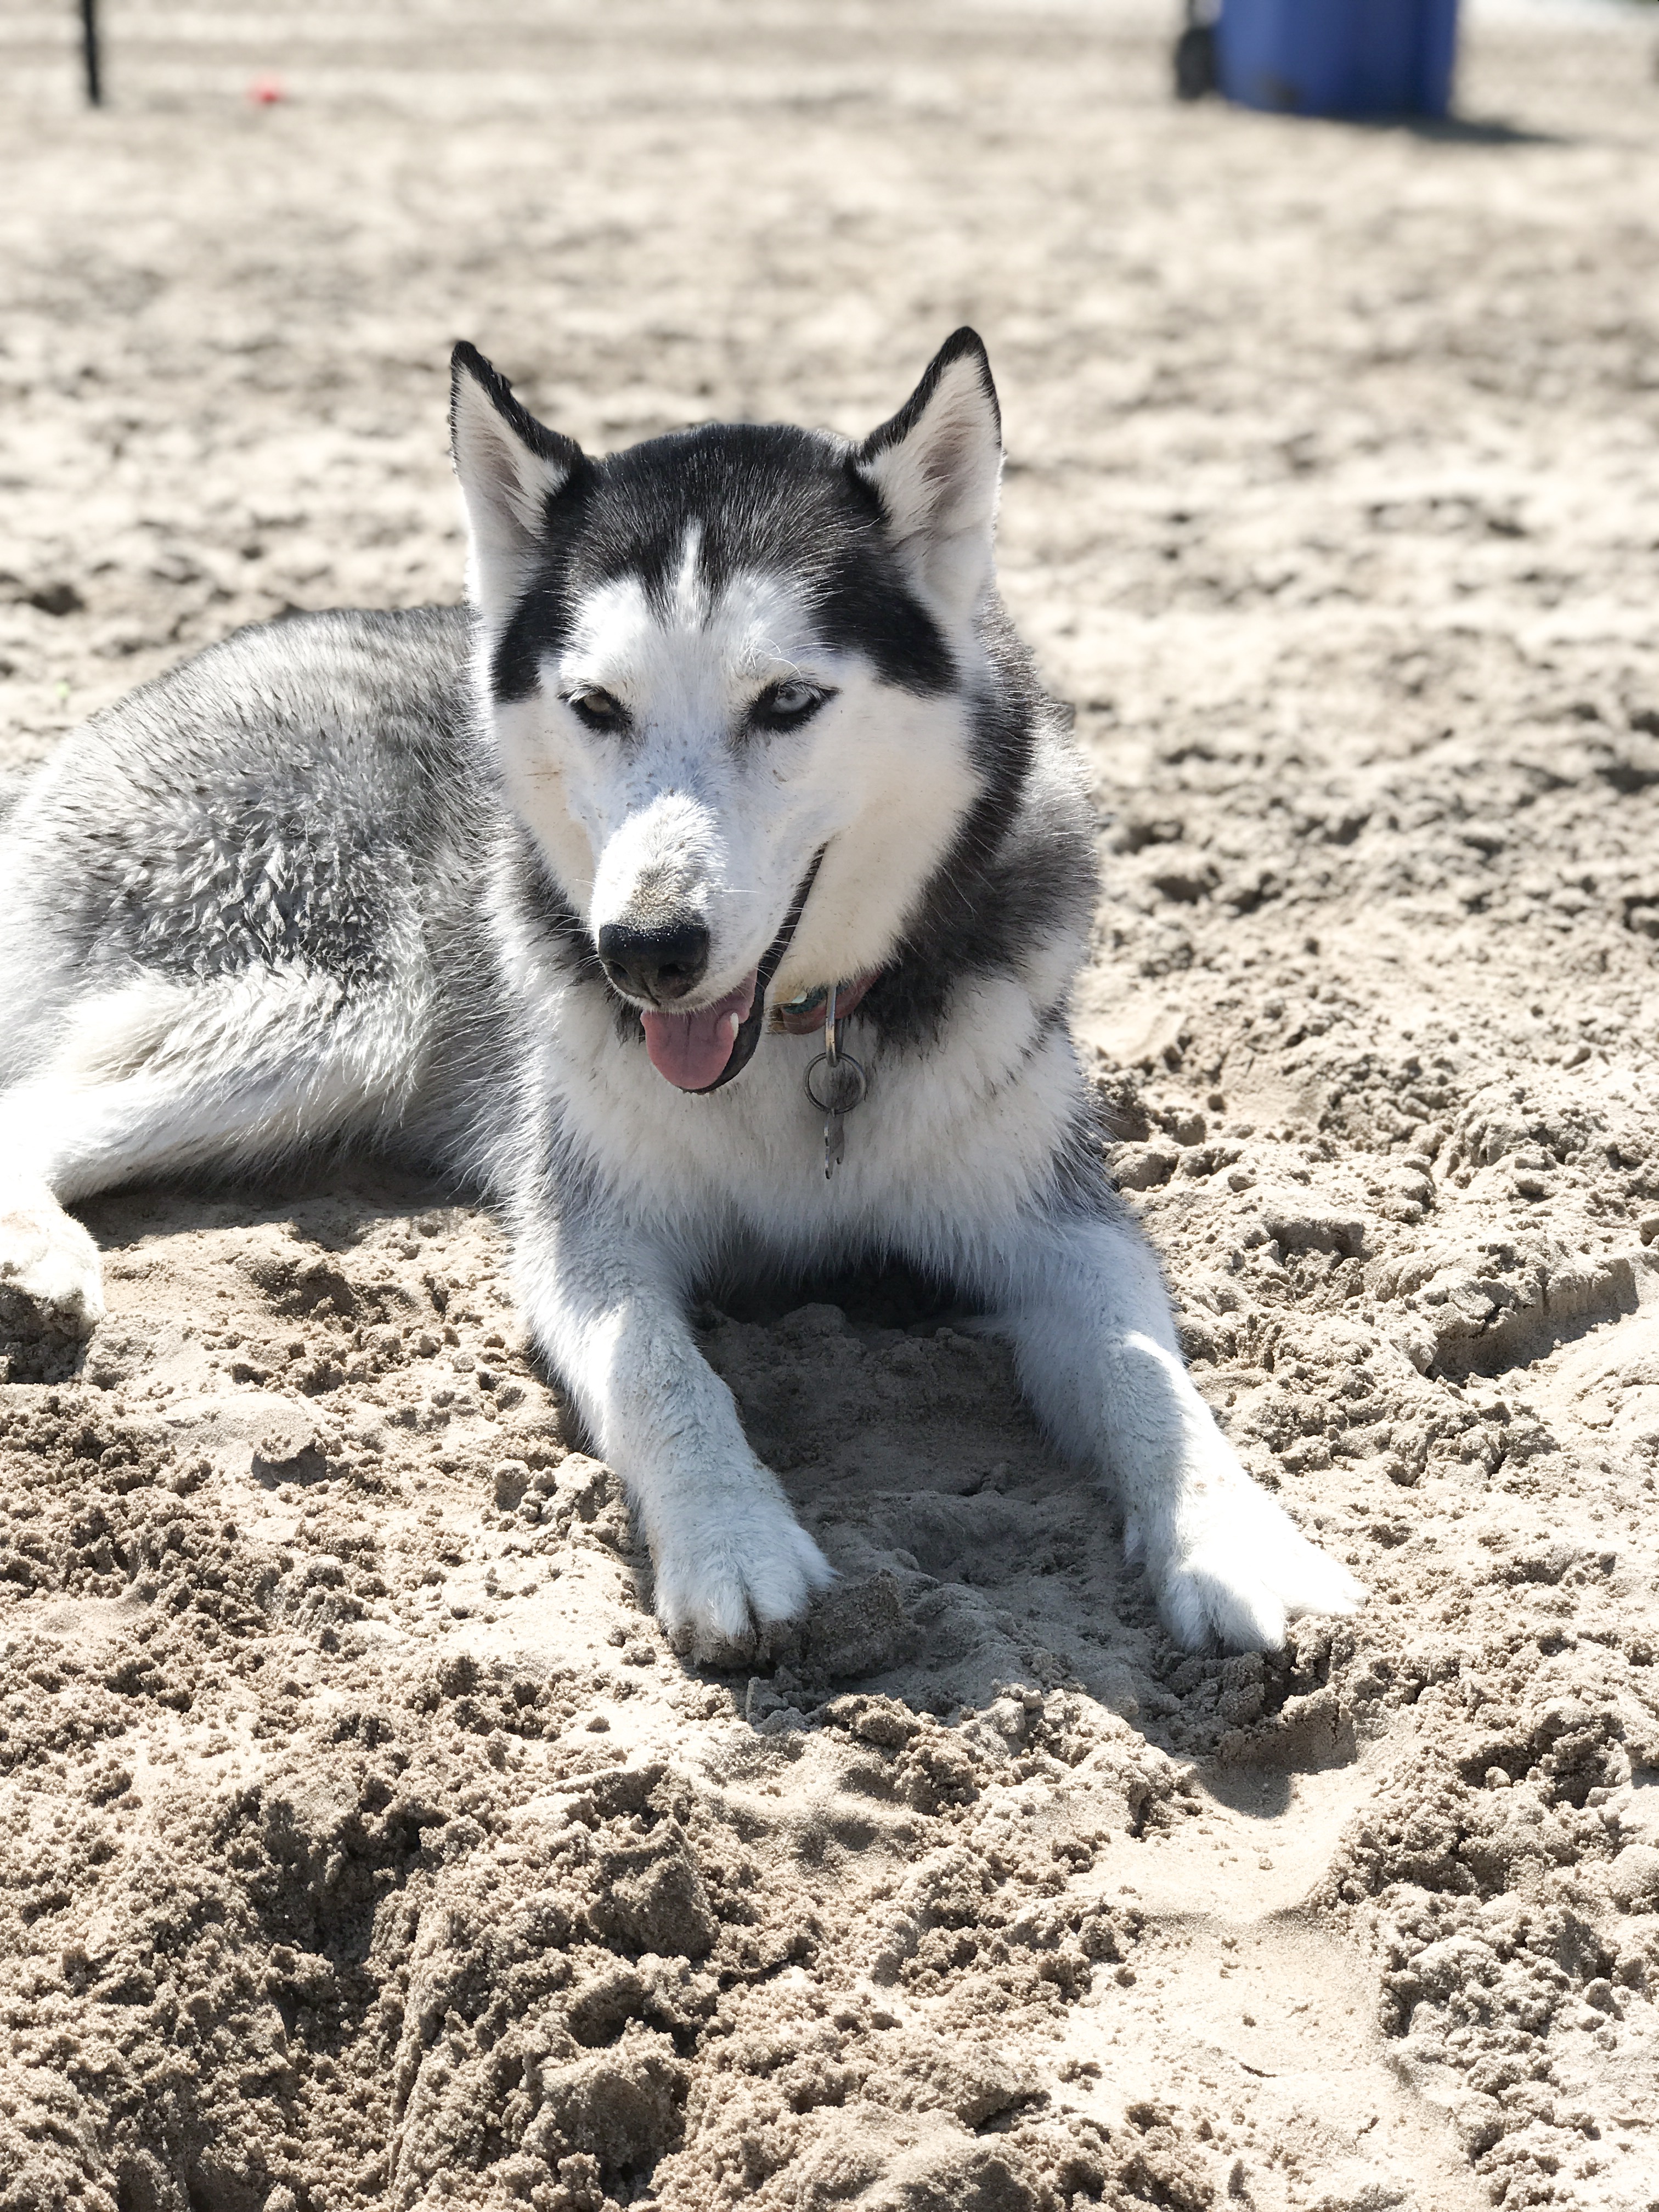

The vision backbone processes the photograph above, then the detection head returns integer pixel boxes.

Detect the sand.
[4,2,1659,2205]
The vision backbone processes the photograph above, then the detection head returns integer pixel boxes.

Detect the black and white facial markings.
[450,331,1010,1092]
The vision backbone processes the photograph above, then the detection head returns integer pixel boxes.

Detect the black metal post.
[81,0,101,106]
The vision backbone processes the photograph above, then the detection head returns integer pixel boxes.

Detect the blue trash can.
[1216,0,1459,119]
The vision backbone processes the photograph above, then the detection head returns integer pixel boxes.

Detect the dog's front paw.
[651,1485,836,1666]
[1137,1470,1364,1655]
[0,1202,105,1351]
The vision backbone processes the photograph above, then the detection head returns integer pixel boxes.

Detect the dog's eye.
[752,680,830,730]
[567,687,625,731]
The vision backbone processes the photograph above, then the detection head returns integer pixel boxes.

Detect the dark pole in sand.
[81,0,102,106]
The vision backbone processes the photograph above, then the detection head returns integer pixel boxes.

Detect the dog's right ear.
[450,342,584,623]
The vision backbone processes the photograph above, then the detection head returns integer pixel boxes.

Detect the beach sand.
[3,5,1659,2203]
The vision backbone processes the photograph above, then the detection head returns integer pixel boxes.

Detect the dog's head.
[450,332,1005,1091]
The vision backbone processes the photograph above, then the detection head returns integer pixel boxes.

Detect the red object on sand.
[247,74,285,105]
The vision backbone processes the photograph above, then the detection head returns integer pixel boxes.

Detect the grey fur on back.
[0,605,488,1118]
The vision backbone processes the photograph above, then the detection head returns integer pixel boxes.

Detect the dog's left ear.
[450,341,585,623]
[855,328,1002,624]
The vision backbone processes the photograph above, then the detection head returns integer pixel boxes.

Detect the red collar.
[769,972,882,1036]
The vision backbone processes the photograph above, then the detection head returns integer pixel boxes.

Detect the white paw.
[0,1202,105,1342]
[651,1482,836,1664]
[1136,1471,1364,1654]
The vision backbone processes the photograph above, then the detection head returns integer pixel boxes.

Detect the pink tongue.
[641,972,758,1091]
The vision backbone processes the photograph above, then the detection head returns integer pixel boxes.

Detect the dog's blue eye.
[754,681,829,728]
[568,688,624,730]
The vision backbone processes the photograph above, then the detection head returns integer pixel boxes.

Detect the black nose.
[597,919,710,1005]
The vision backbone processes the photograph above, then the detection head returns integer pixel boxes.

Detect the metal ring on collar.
[804,1052,867,1116]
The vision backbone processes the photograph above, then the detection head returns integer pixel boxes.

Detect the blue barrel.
[1216,0,1459,119]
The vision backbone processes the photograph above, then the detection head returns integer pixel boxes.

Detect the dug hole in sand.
[4,3,1659,2207]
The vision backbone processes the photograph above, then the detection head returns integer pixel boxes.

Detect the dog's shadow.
[695,1258,1142,1702]
[690,1261,1358,1803]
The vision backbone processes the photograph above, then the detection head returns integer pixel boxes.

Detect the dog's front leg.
[512,1224,834,1658]
[989,1207,1363,1652]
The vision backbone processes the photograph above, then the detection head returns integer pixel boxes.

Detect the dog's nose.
[597,919,710,1005]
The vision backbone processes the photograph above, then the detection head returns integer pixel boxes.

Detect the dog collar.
[770,970,881,1036]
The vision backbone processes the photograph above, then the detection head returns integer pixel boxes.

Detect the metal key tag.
[803,981,867,1180]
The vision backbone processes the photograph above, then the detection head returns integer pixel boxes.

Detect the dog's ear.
[855,328,1002,624]
[450,342,584,621]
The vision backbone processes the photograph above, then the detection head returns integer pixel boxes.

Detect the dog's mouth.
[641,975,758,1091]
[637,848,826,1096]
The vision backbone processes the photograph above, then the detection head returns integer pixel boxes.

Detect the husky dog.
[0,331,1362,1657]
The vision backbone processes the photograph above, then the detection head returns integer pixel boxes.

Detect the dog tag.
[803,983,867,1181]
